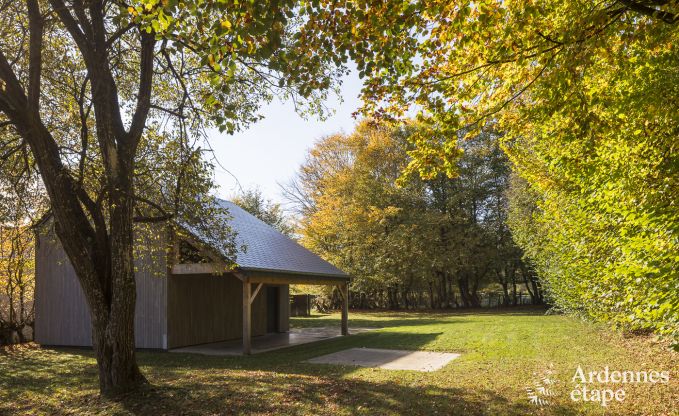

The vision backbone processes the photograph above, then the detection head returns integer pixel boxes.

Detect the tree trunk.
[446,275,455,309]
[52,173,145,395]
[440,273,448,308]
[469,277,482,307]
[500,281,510,306]
[508,267,518,306]
[457,276,472,307]
[428,281,435,309]
[0,1,156,395]
[521,263,544,305]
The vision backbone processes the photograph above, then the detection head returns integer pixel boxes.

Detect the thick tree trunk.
[53,175,146,395]
[0,1,156,395]
[500,281,510,306]
[469,277,481,307]
[439,272,448,308]
[100,183,145,393]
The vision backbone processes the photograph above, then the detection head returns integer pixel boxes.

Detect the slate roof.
[196,199,348,279]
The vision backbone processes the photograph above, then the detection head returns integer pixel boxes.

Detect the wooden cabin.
[34,200,349,354]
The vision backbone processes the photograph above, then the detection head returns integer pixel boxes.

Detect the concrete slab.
[170,327,376,356]
[306,348,460,372]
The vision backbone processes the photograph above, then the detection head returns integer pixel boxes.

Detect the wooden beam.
[242,281,251,355]
[171,263,232,275]
[339,283,349,336]
[250,282,263,305]
[248,274,349,286]
[233,270,248,281]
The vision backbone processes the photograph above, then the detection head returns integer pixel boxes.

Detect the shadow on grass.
[106,374,571,416]
[1,347,581,416]
[0,312,562,416]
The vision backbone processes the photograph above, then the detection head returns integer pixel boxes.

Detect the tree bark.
[0,1,154,394]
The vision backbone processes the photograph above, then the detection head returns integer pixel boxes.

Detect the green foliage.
[286,121,532,308]
[232,188,293,236]
[309,1,679,341]
[125,0,345,133]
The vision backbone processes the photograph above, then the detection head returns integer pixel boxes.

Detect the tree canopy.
[304,0,678,341]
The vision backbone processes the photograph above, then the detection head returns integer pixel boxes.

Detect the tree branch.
[617,0,679,23]
[106,22,134,48]
[127,31,156,147]
[26,0,43,115]
[48,0,92,58]
[133,214,174,223]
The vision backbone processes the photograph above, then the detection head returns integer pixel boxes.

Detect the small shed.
[34,200,349,354]
[290,294,314,317]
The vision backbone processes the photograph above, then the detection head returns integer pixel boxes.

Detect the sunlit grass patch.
[1,310,676,415]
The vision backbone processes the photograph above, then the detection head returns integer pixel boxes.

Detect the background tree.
[286,121,535,309]
[232,188,293,236]
[0,0,344,393]
[0,171,47,344]
[289,123,432,309]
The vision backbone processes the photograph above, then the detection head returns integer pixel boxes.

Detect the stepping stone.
[306,348,460,372]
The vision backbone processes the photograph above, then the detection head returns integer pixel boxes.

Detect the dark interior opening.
[266,286,279,333]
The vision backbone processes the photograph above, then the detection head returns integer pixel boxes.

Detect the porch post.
[243,280,251,355]
[340,283,349,336]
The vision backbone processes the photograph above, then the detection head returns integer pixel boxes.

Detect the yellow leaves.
[128,6,137,16]
[221,20,232,30]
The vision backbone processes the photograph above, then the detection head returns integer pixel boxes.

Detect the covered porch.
[170,326,371,356]
[239,270,350,355]
[171,263,350,355]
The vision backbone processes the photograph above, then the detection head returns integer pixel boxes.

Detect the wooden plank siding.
[166,274,290,348]
[34,231,92,347]
[34,222,296,351]
[34,225,169,349]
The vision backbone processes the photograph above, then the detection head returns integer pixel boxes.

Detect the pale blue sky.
[207,70,363,204]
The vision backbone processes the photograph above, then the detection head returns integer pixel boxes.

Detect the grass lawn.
[1,309,677,415]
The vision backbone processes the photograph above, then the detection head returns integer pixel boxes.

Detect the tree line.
[283,122,543,310]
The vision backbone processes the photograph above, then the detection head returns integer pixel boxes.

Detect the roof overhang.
[241,269,350,286]
[170,263,350,286]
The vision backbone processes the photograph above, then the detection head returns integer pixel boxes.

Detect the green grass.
[1,309,676,415]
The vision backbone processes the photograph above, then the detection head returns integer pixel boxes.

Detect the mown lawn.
[1,309,676,415]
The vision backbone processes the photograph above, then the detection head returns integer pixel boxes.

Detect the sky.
[207,70,364,205]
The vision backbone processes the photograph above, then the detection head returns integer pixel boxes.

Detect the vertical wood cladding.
[34,226,168,349]
[167,275,281,348]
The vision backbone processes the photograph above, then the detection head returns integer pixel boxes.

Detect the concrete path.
[170,327,376,356]
[306,347,460,372]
